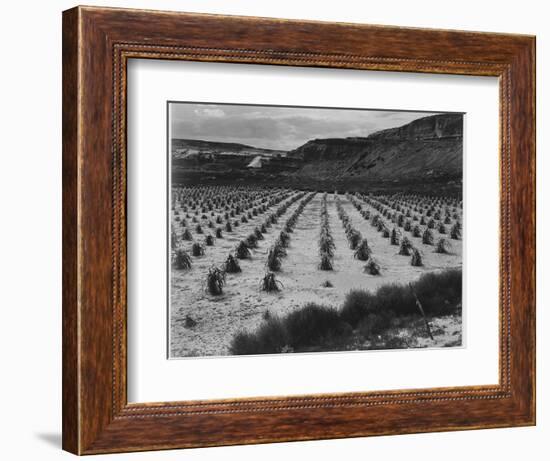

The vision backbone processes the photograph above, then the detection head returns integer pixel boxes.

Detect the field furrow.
[170,193,307,356]
[170,187,463,357]
[350,197,462,276]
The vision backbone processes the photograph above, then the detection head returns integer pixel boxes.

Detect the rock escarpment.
[288,113,463,182]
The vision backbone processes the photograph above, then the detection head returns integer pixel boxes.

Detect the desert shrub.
[340,290,378,326]
[364,258,381,276]
[427,218,436,229]
[223,254,241,273]
[205,266,226,295]
[260,272,283,292]
[411,225,422,237]
[398,236,413,256]
[230,317,289,355]
[413,268,462,315]
[411,248,423,266]
[241,215,248,223]
[397,214,405,227]
[225,221,232,232]
[357,312,393,339]
[235,241,251,259]
[172,249,192,270]
[373,283,416,316]
[208,220,214,228]
[444,215,452,224]
[420,215,426,225]
[435,238,451,254]
[254,227,264,240]
[266,246,282,271]
[215,227,223,238]
[216,215,223,224]
[191,242,205,256]
[230,330,261,355]
[233,220,239,227]
[284,222,293,233]
[381,226,390,238]
[205,234,215,246]
[390,227,400,245]
[354,239,372,261]
[284,303,350,349]
[422,228,434,245]
[404,220,412,232]
[450,223,461,240]
[322,280,333,288]
[195,224,203,234]
[438,223,447,234]
[318,252,334,271]
[260,223,267,233]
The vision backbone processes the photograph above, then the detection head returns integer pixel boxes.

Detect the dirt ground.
[170,193,462,357]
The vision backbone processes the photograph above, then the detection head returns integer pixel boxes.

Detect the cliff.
[171,113,463,194]
[288,113,463,182]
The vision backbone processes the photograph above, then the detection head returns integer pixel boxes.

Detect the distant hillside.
[171,138,297,181]
[171,139,286,160]
[287,113,463,182]
[171,113,463,195]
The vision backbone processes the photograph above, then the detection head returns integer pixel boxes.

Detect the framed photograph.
[62,6,535,455]
[166,102,464,359]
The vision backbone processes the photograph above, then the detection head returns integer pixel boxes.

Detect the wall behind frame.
[0,1,545,460]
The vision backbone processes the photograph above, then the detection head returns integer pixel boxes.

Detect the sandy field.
[170,192,462,357]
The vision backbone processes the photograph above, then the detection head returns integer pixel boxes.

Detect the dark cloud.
[170,103,443,151]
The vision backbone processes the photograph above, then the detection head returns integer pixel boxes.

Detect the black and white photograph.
[1,0,542,458]
[168,102,463,358]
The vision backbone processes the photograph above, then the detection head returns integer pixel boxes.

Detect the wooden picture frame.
[62,5,535,455]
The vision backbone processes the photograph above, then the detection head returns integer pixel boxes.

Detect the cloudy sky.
[170,102,442,151]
